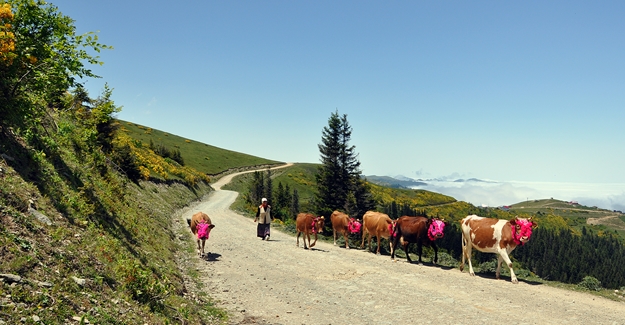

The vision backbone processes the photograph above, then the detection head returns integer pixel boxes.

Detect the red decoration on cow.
[296,213,325,249]
[187,212,215,258]
[390,215,447,264]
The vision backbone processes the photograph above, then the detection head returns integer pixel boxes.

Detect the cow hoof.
[511,279,519,284]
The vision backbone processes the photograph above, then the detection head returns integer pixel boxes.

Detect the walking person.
[254,198,272,240]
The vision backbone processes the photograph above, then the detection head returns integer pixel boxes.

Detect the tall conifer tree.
[316,110,373,217]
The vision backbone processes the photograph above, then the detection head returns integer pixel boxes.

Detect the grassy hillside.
[0,136,228,324]
[509,198,625,240]
[120,120,282,175]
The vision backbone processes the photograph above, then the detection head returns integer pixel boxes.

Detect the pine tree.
[250,171,264,205]
[265,168,273,205]
[291,188,300,220]
[315,110,372,217]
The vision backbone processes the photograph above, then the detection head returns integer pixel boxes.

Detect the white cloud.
[410,180,625,211]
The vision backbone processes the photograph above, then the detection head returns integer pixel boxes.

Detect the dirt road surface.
[179,166,625,325]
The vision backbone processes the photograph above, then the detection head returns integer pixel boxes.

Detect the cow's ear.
[528,217,538,229]
[209,224,216,229]
[320,216,325,220]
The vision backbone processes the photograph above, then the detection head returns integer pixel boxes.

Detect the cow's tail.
[360,217,368,249]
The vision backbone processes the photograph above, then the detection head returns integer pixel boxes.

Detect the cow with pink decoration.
[296,213,325,249]
[460,214,537,284]
[330,210,362,249]
[390,215,447,264]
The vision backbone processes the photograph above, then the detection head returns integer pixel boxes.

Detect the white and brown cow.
[460,214,537,283]
[360,211,395,254]
[296,213,325,249]
[187,212,215,258]
[330,210,361,249]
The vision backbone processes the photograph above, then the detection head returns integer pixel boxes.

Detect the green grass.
[120,120,282,175]
[509,198,625,240]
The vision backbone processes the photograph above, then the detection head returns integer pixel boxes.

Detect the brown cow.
[296,213,325,249]
[186,212,215,257]
[360,211,395,254]
[390,216,447,264]
[460,214,537,283]
[330,210,361,249]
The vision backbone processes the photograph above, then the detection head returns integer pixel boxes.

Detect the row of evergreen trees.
[514,226,625,289]
[247,169,300,221]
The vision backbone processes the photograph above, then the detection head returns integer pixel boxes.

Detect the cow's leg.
[296,231,301,247]
[311,232,317,248]
[376,235,381,255]
[463,238,475,276]
[497,249,518,283]
[390,235,398,261]
[304,232,310,249]
[417,242,424,263]
[196,239,202,257]
[344,232,350,249]
[496,254,503,280]
[333,229,337,246]
[200,239,206,257]
[460,235,466,271]
[403,241,412,263]
[360,229,367,249]
[432,243,438,265]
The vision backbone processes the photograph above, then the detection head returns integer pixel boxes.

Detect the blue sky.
[52,1,624,203]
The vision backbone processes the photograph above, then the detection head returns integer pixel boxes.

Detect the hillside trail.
[178,165,625,325]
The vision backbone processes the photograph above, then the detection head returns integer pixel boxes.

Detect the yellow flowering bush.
[113,133,209,185]
[0,4,15,59]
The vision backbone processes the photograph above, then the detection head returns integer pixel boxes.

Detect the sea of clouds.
[407,179,625,212]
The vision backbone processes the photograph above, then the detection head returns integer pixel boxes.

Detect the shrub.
[578,276,602,291]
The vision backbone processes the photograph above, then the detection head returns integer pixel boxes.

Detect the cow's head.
[427,218,446,241]
[510,216,536,245]
[312,216,325,233]
[348,218,362,234]
[196,221,215,240]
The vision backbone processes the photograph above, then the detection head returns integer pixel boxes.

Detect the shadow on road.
[203,252,222,262]
[469,272,543,285]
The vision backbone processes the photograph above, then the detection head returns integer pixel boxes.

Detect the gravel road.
[179,166,625,325]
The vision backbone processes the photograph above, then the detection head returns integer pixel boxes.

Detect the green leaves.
[1,0,111,132]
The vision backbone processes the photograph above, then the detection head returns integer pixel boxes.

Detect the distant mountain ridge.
[365,175,494,188]
[364,175,427,188]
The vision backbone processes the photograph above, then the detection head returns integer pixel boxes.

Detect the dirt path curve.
[180,165,625,325]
